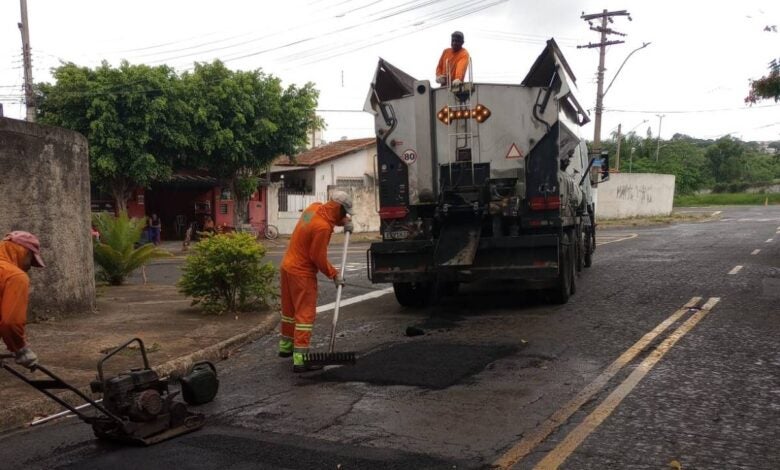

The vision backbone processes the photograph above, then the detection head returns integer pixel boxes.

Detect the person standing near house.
[0,231,45,369]
[148,213,162,245]
[278,191,354,373]
[435,31,470,87]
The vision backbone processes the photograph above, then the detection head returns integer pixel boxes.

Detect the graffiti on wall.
[616,184,654,204]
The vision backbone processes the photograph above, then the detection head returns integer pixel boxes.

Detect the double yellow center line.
[494,296,721,469]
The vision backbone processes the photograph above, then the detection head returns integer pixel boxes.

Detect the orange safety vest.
[0,241,31,353]
[280,201,342,279]
[436,47,470,81]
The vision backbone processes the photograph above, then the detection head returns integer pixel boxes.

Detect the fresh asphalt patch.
[312,342,520,389]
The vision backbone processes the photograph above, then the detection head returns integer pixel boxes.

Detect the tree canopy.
[36,61,189,212]
[181,61,319,225]
[746,58,780,104]
[35,60,319,222]
[600,132,780,195]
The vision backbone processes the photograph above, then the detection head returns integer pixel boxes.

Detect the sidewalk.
[0,231,381,431]
[0,283,278,431]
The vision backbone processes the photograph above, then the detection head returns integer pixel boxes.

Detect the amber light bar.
[437,104,491,125]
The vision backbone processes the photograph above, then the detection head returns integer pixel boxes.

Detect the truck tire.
[393,282,432,308]
[551,234,573,304]
[584,212,595,268]
[575,225,584,273]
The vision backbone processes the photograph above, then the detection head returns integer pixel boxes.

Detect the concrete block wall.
[595,173,676,220]
[0,117,95,318]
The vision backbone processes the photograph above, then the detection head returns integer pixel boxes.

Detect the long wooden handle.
[329,232,351,353]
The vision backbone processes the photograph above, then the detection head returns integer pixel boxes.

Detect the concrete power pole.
[614,123,622,171]
[655,114,665,161]
[18,0,36,122]
[578,9,631,156]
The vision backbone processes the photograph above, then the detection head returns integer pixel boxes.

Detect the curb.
[0,312,279,433]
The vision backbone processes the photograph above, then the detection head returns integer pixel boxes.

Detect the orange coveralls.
[436,47,470,82]
[0,241,32,353]
[279,201,341,356]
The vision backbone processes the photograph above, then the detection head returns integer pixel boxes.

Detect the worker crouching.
[279,191,354,373]
[0,231,46,369]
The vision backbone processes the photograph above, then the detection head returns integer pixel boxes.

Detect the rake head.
[302,351,357,366]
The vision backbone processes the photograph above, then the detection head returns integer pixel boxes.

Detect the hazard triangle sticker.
[506,143,523,159]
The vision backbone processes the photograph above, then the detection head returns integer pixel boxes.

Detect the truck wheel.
[584,227,594,268]
[575,226,584,273]
[393,282,432,308]
[551,234,573,304]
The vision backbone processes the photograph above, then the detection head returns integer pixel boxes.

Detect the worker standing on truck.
[436,30,470,87]
[0,231,45,369]
[278,191,354,373]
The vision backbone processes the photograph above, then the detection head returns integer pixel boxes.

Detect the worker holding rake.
[279,191,354,373]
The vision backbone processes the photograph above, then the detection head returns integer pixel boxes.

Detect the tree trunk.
[111,179,132,215]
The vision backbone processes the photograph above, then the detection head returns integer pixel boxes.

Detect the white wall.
[266,182,380,234]
[313,148,374,194]
[595,173,676,220]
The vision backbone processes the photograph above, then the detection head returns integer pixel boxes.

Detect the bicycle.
[256,221,279,240]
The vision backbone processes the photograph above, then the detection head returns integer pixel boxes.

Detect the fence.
[278,189,326,213]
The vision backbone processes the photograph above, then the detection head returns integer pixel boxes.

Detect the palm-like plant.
[92,211,172,285]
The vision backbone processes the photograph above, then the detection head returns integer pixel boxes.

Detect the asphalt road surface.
[2,206,779,469]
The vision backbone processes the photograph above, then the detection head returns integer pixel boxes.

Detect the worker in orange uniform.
[0,231,46,369]
[435,30,470,87]
[279,191,354,372]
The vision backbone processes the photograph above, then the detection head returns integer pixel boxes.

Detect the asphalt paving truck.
[364,39,609,306]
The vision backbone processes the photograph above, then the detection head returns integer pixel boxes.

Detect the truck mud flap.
[464,234,560,281]
[369,240,435,283]
[434,222,481,267]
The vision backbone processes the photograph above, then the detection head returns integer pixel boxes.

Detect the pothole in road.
[310,342,519,389]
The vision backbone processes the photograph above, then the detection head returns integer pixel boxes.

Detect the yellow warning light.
[437,105,491,125]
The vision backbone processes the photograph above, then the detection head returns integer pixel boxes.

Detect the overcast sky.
[1,0,779,144]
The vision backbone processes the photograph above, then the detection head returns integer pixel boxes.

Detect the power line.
[604,103,780,114]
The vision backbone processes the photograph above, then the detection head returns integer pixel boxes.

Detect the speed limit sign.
[401,149,417,165]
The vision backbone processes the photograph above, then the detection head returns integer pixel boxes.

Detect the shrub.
[93,212,172,285]
[178,232,276,314]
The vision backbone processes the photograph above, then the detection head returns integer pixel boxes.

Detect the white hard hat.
[331,190,353,215]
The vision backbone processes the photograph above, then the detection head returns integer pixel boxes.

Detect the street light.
[603,42,652,99]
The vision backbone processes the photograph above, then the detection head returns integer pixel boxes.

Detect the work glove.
[333,274,345,287]
[343,220,354,234]
[15,347,38,369]
[435,75,447,85]
[451,79,463,87]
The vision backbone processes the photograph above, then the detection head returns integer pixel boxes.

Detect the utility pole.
[615,123,622,171]
[578,9,631,156]
[18,0,35,122]
[655,114,665,161]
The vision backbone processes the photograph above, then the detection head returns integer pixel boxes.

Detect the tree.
[746,58,780,103]
[181,61,319,227]
[705,137,745,183]
[36,61,189,212]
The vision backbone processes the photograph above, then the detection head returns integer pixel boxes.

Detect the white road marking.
[316,287,394,313]
[767,239,774,243]
[728,265,743,275]
[596,233,638,246]
[751,249,761,255]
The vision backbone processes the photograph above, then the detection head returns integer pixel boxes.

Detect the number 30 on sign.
[401,149,417,165]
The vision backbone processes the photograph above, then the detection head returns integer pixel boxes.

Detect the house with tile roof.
[268,137,380,233]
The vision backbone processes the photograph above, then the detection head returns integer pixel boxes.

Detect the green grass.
[675,193,780,207]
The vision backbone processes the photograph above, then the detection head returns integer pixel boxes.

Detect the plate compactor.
[1,338,215,445]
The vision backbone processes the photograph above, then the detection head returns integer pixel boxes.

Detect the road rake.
[302,231,357,367]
